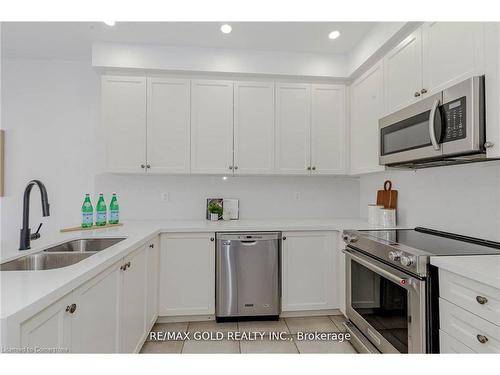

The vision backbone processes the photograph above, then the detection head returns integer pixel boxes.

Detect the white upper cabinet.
[311,84,346,174]
[350,62,385,175]
[147,78,191,174]
[102,76,147,173]
[422,22,484,96]
[485,23,500,158]
[191,80,234,174]
[233,81,275,174]
[275,83,311,175]
[383,29,423,114]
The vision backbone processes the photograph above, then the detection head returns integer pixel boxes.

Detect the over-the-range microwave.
[379,76,496,168]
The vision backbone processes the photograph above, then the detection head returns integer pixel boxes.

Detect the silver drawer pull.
[476,296,488,305]
[477,334,488,344]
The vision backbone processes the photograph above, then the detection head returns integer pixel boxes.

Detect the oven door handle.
[343,248,410,288]
[429,98,441,151]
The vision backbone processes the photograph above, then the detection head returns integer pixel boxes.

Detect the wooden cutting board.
[376,180,398,209]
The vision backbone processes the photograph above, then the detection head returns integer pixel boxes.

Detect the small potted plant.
[208,201,223,221]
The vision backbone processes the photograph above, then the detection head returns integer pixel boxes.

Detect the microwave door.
[441,76,485,157]
[379,93,443,165]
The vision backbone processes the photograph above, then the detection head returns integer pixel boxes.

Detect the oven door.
[344,246,426,353]
[379,92,443,165]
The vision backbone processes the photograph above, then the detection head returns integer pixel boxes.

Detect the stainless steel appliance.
[342,227,500,353]
[216,232,280,320]
[379,76,495,168]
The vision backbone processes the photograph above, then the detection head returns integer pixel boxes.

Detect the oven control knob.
[400,255,416,267]
[388,251,401,262]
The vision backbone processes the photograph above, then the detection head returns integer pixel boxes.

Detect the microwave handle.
[429,98,441,151]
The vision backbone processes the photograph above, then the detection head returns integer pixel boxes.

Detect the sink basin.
[43,238,125,253]
[0,238,126,271]
[0,252,97,271]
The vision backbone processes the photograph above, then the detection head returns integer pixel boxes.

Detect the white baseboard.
[156,314,216,323]
[280,308,343,318]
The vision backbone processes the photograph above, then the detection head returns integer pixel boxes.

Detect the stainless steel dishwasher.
[216,232,280,321]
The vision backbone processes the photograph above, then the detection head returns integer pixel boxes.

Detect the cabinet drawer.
[439,269,500,325]
[439,330,474,353]
[440,298,500,353]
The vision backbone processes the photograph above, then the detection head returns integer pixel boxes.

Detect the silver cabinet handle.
[146,164,151,169]
[312,166,316,171]
[477,334,488,344]
[141,164,146,169]
[484,141,494,149]
[476,296,488,305]
[210,237,215,242]
[149,244,154,248]
[307,166,311,171]
[228,166,233,170]
[234,166,238,170]
[429,98,441,151]
[414,91,421,97]
[421,88,428,94]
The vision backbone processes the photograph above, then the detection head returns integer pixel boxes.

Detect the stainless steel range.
[342,227,500,354]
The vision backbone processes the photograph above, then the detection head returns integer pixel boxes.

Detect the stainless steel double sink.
[0,238,126,271]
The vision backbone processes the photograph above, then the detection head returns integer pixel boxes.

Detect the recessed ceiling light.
[220,24,232,34]
[328,30,340,40]
[104,21,115,27]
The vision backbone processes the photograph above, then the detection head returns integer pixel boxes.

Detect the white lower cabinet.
[281,231,338,312]
[16,237,159,353]
[20,294,73,352]
[119,244,149,353]
[159,233,216,317]
[146,237,160,328]
[72,263,121,353]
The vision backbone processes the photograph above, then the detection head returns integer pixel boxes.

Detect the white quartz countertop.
[431,255,500,288]
[1,218,394,322]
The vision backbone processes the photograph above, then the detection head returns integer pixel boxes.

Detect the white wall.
[359,162,500,241]
[92,42,348,79]
[94,174,360,221]
[0,58,99,253]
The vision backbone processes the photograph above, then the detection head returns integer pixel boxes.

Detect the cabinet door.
[422,22,484,96]
[311,84,346,174]
[20,294,73,352]
[383,29,423,114]
[234,81,275,174]
[484,23,500,158]
[159,233,215,316]
[350,62,386,175]
[146,237,160,328]
[191,80,234,174]
[275,83,311,175]
[72,263,121,353]
[147,78,190,173]
[102,76,147,173]
[281,231,338,312]
[119,245,148,353]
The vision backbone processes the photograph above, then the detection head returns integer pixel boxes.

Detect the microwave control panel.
[442,96,466,142]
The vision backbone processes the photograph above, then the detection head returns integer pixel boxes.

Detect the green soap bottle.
[81,194,93,228]
[96,193,107,226]
[109,193,119,225]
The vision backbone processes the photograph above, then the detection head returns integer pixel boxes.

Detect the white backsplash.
[94,174,361,221]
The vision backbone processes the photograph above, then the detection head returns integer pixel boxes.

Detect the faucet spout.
[20,180,50,250]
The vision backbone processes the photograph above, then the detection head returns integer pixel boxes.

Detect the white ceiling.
[2,22,379,60]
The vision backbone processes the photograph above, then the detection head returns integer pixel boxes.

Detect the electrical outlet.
[161,192,169,202]
[294,191,301,200]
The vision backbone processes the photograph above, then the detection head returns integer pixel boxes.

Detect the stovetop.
[343,227,500,277]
